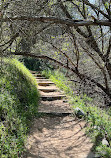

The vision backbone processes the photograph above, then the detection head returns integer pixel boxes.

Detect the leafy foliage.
[22,57,54,71]
[0,0,111,101]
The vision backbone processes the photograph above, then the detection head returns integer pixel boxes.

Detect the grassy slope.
[42,69,111,157]
[0,58,39,158]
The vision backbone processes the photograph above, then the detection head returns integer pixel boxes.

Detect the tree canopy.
[0,0,111,100]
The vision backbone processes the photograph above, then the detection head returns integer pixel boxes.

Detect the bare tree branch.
[57,0,93,38]
[104,36,111,60]
[102,0,110,16]
[81,45,109,90]
[0,33,19,47]
[50,43,76,68]
[67,0,109,19]
[2,16,111,26]
[11,51,76,72]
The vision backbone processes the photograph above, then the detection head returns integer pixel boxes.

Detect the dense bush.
[0,58,39,158]
[21,57,54,71]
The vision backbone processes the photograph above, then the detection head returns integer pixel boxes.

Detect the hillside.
[0,58,39,157]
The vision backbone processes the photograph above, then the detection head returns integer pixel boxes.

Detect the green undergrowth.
[42,69,111,157]
[0,58,39,158]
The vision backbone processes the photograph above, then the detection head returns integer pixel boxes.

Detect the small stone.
[94,153,102,158]
[94,151,107,158]
[102,138,109,146]
[75,107,85,118]
[93,126,100,131]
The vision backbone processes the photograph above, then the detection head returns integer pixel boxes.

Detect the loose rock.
[102,138,109,146]
[75,107,85,118]
[93,126,100,131]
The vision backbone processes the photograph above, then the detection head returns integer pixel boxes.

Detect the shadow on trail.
[23,115,94,158]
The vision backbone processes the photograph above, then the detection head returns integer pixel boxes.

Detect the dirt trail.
[23,71,94,158]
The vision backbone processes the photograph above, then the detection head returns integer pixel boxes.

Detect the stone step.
[40,91,63,95]
[38,82,54,86]
[30,70,38,74]
[35,77,46,79]
[41,95,66,101]
[37,112,73,117]
[38,88,58,93]
[36,79,51,82]
[38,85,58,89]
[33,74,43,77]
[38,85,59,92]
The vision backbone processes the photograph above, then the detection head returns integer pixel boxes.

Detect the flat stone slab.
[30,70,38,74]
[40,91,64,96]
[33,74,43,77]
[38,88,59,93]
[36,79,53,83]
[35,77,46,79]
[36,79,51,81]
[38,85,59,92]
[41,95,66,101]
[38,82,55,86]
[37,80,53,83]
[38,85,58,89]
[37,112,73,117]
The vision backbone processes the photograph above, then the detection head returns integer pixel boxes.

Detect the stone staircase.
[31,71,73,115]
[24,71,94,158]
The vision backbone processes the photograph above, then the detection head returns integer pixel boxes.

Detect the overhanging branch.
[75,0,109,19]
[12,51,76,72]
[2,16,111,26]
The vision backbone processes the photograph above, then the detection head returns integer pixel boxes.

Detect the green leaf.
[62,48,67,51]
[105,2,109,9]
[51,36,55,39]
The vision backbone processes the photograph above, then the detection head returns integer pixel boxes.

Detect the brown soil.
[38,100,72,113]
[23,72,94,158]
